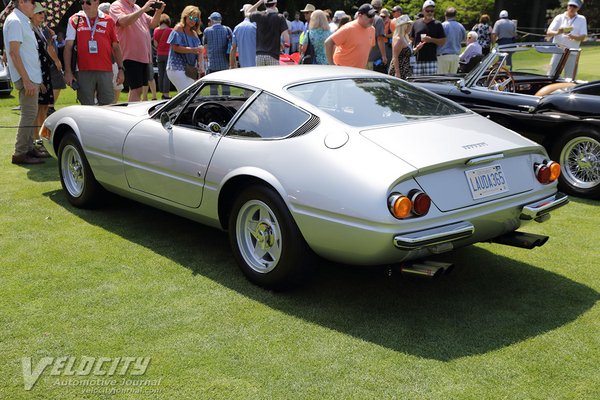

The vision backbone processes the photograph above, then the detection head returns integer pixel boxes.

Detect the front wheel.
[58,132,104,207]
[228,186,313,290]
[551,128,600,199]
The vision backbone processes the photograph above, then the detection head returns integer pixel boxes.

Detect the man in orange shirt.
[324,3,375,68]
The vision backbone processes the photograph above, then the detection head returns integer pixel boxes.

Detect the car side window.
[228,92,310,139]
[175,84,255,130]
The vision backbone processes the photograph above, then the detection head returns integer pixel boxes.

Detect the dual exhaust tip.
[400,260,454,279]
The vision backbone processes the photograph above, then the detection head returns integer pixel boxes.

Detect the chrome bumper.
[393,192,568,251]
[520,192,569,221]
[393,221,475,251]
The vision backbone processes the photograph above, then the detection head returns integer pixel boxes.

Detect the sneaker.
[47,106,56,116]
[11,105,21,111]
[12,153,45,164]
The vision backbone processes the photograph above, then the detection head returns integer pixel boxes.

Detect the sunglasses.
[425,8,435,13]
[188,16,199,22]
[80,0,93,5]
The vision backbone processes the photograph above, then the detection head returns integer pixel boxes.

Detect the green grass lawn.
[1,81,599,399]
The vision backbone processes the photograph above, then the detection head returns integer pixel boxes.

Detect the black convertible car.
[411,43,600,199]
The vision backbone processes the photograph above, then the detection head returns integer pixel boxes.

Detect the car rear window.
[288,78,467,127]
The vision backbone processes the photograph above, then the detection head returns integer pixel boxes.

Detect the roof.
[202,65,385,94]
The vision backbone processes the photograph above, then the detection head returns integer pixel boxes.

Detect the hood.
[360,114,541,171]
[107,100,166,117]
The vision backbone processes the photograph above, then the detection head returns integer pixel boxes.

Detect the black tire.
[550,127,600,199]
[228,186,313,290]
[57,132,104,208]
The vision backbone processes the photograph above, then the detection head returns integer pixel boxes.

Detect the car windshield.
[287,78,467,127]
[466,44,580,84]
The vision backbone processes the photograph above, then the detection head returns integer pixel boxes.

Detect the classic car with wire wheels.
[410,43,600,199]
[41,66,568,289]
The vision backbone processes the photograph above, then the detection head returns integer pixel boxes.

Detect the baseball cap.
[499,10,508,18]
[265,0,277,5]
[358,4,377,17]
[209,12,222,21]
[333,10,346,20]
[370,0,383,8]
[422,0,435,10]
[33,2,46,13]
[240,3,252,12]
[396,14,413,26]
[567,0,582,7]
[392,5,403,13]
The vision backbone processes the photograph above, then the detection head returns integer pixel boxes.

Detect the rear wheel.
[58,132,104,207]
[228,186,313,290]
[551,128,600,199]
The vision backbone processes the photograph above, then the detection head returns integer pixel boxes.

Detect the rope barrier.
[516,29,600,39]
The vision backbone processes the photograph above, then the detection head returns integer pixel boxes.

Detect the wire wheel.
[560,136,600,190]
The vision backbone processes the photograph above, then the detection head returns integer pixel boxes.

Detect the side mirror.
[160,112,172,131]
[207,122,221,134]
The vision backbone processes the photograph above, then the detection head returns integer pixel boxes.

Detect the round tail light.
[535,163,551,184]
[548,161,561,182]
[410,191,431,216]
[389,194,412,219]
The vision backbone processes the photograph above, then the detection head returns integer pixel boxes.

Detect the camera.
[151,2,162,9]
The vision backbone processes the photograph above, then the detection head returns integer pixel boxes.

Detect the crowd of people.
[2,0,589,165]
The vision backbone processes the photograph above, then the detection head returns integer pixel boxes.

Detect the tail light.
[388,190,431,219]
[534,160,561,184]
[409,190,431,216]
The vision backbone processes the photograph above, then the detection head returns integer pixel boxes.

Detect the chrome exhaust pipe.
[400,261,454,279]
[491,231,549,249]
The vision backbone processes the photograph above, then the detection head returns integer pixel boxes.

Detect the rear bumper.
[394,221,475,251]
[393,192,568,251]
[519,192,569,221]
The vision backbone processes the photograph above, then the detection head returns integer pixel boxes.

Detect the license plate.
[465,164,509,199]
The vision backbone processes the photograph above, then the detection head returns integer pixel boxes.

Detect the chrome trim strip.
[393,221,475,250]
[520,192,569,220]
[466,153,504,166]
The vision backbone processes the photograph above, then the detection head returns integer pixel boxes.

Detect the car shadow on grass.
[45,190,599,362]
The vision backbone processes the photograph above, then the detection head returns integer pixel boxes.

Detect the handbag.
[300,31,315,65]
[184,64,198,80]
[183,33,199,80]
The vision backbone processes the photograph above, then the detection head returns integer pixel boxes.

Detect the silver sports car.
[41,66,568,289]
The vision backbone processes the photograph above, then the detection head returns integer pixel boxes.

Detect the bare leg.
[128,87,143,102]
[149,78,157,100]
[34,105,49,141]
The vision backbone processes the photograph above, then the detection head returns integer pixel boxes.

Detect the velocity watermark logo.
[22,356,156,391]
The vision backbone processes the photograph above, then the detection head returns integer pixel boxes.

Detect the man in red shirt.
[64,0,124,105]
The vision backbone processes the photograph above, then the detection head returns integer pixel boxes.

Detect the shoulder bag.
[183,33,199,80]
[300,31,315,65]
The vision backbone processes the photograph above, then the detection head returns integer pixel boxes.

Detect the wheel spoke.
[236,199,283,274]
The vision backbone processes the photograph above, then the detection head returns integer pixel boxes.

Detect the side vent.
[289,115,320,138]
